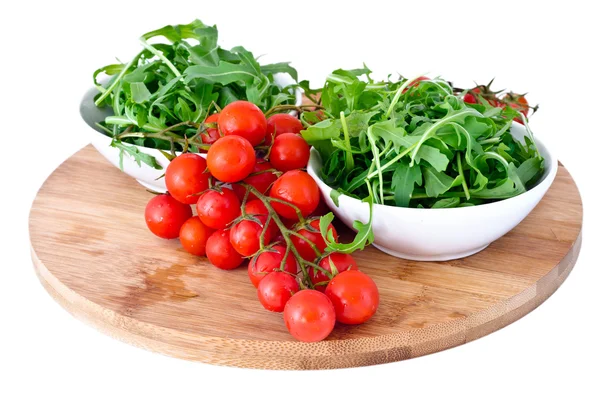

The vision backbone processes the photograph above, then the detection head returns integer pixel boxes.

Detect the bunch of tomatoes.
[144,100,379,342]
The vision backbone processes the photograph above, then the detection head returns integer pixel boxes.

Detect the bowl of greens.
[304,68,557,261]
[81,20,302,192]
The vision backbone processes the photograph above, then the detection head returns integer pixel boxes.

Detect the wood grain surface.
[29,145,583,369]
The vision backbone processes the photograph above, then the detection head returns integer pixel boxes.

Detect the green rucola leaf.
[423,167,464,197]
[301,119,341,143]
[431,197,461,208]
[130,82,152,104]
[392,162,422,207]
[110,140,163,170]
[184,61,258,85]
[319,182,375,254]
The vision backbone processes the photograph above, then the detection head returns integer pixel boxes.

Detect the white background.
[1,1,598,396]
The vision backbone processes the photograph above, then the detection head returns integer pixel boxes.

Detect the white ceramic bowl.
[307,123,558,261]
[80,73,302,192]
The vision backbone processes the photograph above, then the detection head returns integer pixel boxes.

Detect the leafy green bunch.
[302,67,545,208]
[93,20,298,154]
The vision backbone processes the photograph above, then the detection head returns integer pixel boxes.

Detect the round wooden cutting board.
[29,145,583,370]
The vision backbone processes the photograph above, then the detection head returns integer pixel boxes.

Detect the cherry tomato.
[265,113,304,146]
[230,216,274,257]
[257,272,299,312]
[248,244,298,288]
[502,92,530,124]
[310,252,357,292]
[244,199,277,234]
[231,160,277,201]
[200,113,221,151]
[269,170,320,220]
[291,219,338,262]
[165,153,210,204]
[196,188,240,229]
[402,76,430,93]
[179,216,213,256]
[325,270,379,325]
[207,135,256,183]
[206,229,244,270]
[144,194,192,239]
[219,101,267,146]
[283,289,336,342]
[270,133,310,172]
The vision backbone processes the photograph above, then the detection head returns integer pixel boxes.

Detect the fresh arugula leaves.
[305,68,544,208]
[94,20,298,159]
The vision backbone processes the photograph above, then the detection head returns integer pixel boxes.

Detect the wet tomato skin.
[257,272,299,312]
[265,113,303,146]
[269,170,320,220]
[219,101,267,146]
[179,216,214,256]
[145,194,192,239]
[283,289,336,342]
[206,135,256,183]
[206,229,244,270]
[165,153,210,204]
[325,270,379,325]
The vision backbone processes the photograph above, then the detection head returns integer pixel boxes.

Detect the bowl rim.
[307,124,558,212]
[80,72,303,147]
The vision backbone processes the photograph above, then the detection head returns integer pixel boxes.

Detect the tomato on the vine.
[230,216,273,257]
[248,244,298,288]
[257,272,299,312]
[206,135,256,183]
[283,289,336,342]
[325,270,379,325]
[502,92,530,124]
[206,229,244,270]
[144,194,192,239]
[179,216,213,256]
[310,252,357,292]
[269,133,310,172]
[291,219,338,262]
[219,101,267,146]
[265,113,304,146]
[196,188,240,230]
[165,153,210,204]
[269,170,320,220]
[231,160,278,201]
[200,113,221,151]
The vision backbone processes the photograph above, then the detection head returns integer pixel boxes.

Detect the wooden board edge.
[30,231,581,370]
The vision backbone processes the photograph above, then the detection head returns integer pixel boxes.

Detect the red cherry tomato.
[248,245,298,288]
[206,135,256,183]
[269,170,320,220]
[270,133,310,172]
[144,194,192,239]
[310,252,357,292]
[325,270,379,325]
[179,216,214,256]
[219,101,267,146]
[265,113,303,146]
[290,219,338,262]
[200,113,221,151]
[257,272,299,312]
[206,229,244,270]
[231,160,277,201]
[165,153,210,204]
[244,199,277,234]
[196,188,240,229]
[283,289,336,342]
[402,76,430,93]
[229,216,274,257]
